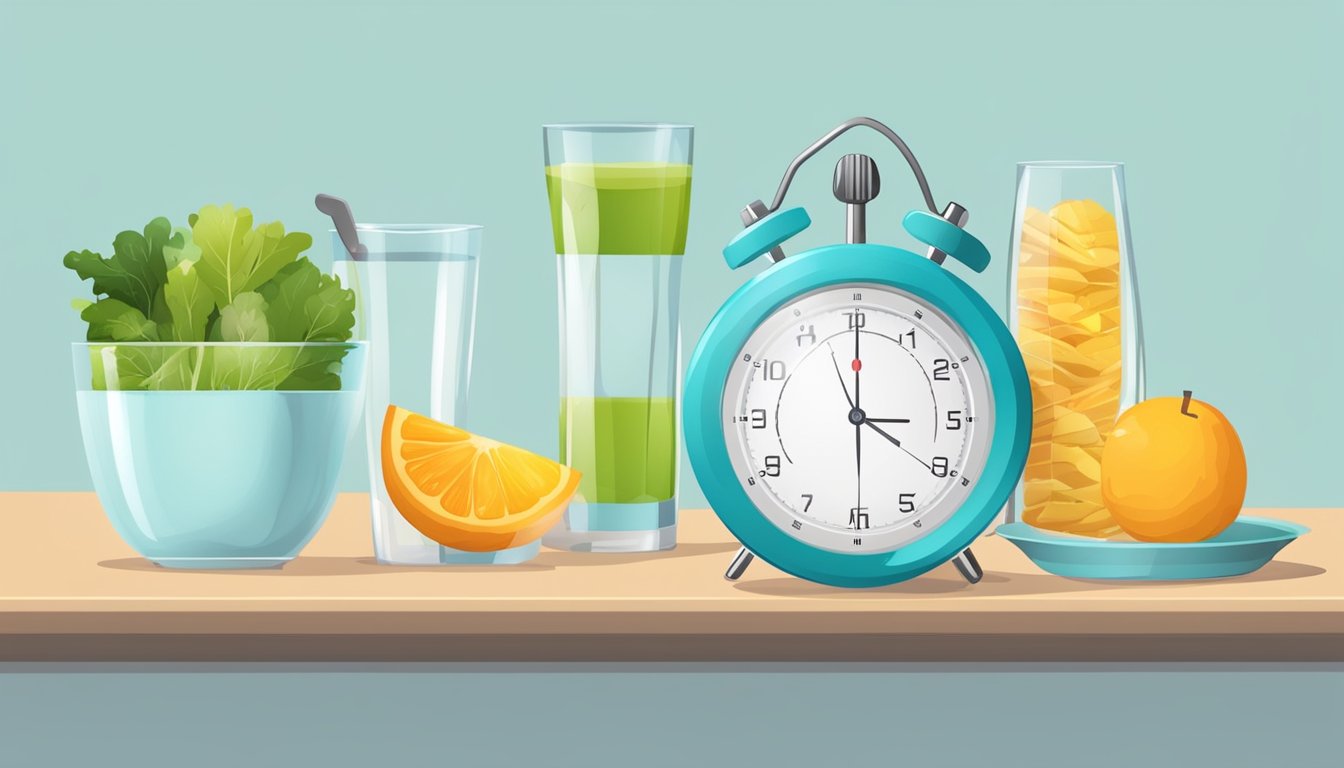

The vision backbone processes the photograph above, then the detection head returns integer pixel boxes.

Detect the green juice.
[548,161,687,518]
[545,162,692,255]
[560,397,677,504]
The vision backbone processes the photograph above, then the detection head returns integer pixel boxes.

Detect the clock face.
[722,283,995,554]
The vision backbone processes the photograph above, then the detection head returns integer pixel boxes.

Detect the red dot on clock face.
[852,359,862,372]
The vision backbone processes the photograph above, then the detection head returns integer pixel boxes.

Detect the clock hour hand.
[865,417,911,424]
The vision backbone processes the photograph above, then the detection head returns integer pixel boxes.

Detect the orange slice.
[381,405,580,551]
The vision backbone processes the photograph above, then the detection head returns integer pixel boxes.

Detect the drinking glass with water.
[335,223,540,564]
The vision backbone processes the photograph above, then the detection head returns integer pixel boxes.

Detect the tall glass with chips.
[1007,162,1145,537]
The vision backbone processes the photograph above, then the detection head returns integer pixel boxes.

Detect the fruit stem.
[1181,390,1198,419]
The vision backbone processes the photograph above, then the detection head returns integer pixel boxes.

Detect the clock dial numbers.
[722,284,994,554]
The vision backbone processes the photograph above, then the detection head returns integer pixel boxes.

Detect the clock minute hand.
[862,419,933,471]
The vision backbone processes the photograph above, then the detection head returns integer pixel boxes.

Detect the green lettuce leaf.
[208,292,294,389]
[306,273,356,341]
[254,259,357,389]
[162,226,201,270]
[149,287,172,334]
[258,258,356,342]
[136,346,196,390]
[278,345,348,391]
[193,205,312,306]
[63,216,174,317]
[209,346,295,391]
[252,221,312,293]
[217,292,270,342]
[163,261,213,342]
[92,345,195,391]
[81,299,159,342]
[259,259,321,340]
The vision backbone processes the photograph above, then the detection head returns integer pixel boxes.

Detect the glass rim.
[333,224,483,234]
[1018,160,1124,169]
[543,122,693,131]
[72,341,367,348]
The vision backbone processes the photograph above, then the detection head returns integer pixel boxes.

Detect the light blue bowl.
[73,342,366,569]
[996,517,1307,580]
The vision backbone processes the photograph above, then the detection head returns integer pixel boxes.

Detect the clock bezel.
[721,283,995,554]
[684,243,1032,587]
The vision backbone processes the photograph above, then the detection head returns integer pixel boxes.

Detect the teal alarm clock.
[684,117,1032,588]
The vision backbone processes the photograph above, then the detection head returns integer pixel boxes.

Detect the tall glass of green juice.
[543,124,692,552]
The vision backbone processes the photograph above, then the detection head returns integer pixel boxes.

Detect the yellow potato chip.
[1047,445,1101,480]
[1025,478,1070,506]
[1030,379,1072,410]
[1081,403,1121,427]
[1018,232,1053,255]
[1067,376,1117,403]
[1052,199,1117,242]
[1056,519,1122,538]
[1047,239,1101,269]
[1051,200,1107,231]
[1027,500,1104,526]
[1076,312,1105,333]
[1024,456,1093,487]
[1024,359,1100,390]
[1077,286,1119,310]
[1017,265,1091,293]
[1047,307,1090,329]
[1057,483,1103,506]
[1017,308,1065,335]
[1083,228,1120,249]
[1019,286,1078,308]
[1082,246,1121,269]
[1044,407,1101,446]
[1082,262,1120,281]
[1073,398,1120,424]
[1076,332,1119,358]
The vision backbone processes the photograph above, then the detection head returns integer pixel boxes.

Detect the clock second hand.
[853,323,863,519]
[826,343,864,516]
[826,344,856,409]
[855,421,862,516]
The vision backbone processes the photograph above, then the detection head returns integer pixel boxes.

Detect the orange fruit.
[381,405,580,551]
[1100,391,1246,542]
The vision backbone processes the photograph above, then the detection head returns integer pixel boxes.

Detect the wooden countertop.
[0,493,1337,662]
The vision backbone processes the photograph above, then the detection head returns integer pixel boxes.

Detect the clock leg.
[724,547,755,581]
[952,548,983,584]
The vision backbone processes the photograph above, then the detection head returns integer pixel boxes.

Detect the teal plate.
[995,517,1308,580]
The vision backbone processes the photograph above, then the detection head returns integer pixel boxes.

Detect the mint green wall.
[2,0,1341,508]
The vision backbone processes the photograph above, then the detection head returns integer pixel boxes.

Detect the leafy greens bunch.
[66,205,357,391]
